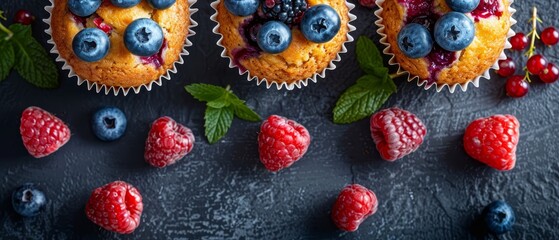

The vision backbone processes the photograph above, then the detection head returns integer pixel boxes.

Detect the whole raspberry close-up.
[358,0,376,8]
[258,115,311,172]
[331,184,378,232]
[463,115,520,171]
[369,108,427,161]
[19,106,71,158]
[145,116,195,168]
[85,181,143,234]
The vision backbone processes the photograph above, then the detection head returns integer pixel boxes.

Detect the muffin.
[375,0,513,91]
[211,0,355,89]
[48,0,195,93]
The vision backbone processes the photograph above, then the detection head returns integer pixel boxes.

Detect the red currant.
[505,75,529,98]
[526,54,548,75]
[496,58,516,77]
[539,63,559,83]
[14,10,35,25]
[541,27,559,46]
[509,33,528,51]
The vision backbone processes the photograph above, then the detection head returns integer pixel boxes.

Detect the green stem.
[225,85,231,92]
[0,21,13,41]
[526,7,539,58]
[389,72,406,79]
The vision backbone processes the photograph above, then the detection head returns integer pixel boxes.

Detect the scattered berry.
[147,0,176,9]
[145,117,195,168]
[331,184,378,232]
[397,23,434,58]
[482,200,515,235]
[463,115,519,171]
[262,0,308,25]
[358,0,375,8]
[225,0,259,17]
[541,27,559,46]
[14,10,35,25]
[258,115,311,172]
[91,107,127,141]
[505,75,529,98]
[92,17,113,34]
[124,18,164,57]
[72,28,110,62]
[257,21,292,54]
[85,181,143,234]
[446,0,480,13]
[434,12,475,51]
[12,183,46,217]
[526,54,548,75]
[369,108,427,161]
[509,32,528,51]
[539,63,559,83]
[300,4,341,43]
[20,106,71,158]
[68,0,102,17]
[496,58,516,77]
[111,0,141,8]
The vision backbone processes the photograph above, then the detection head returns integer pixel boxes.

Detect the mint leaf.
[185,83,227,102]
[9,24,59,88]
[229,97,261,122]
[0,39,14,81]
[356,36,384,74]
[207,94,232,108]
[204,106,234,144]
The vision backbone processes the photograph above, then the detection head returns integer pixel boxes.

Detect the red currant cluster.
[497,8,559,98]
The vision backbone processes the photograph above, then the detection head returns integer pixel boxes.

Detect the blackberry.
[261,0,308,25]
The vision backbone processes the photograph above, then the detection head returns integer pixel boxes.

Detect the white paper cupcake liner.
[43,0,198,96]
[374,0,517,93]
[210,0,357,90]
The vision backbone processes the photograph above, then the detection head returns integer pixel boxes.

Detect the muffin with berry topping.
[47,0,195,94]
[375,0,514,91]
[211,0,355,89]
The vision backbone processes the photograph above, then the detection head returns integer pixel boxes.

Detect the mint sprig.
[333,36,397,124]
[185,84,261,144]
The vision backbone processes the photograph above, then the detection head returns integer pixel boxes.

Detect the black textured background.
[1,0,558,239]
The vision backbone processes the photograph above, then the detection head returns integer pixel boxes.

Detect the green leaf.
[185,83,227,102]
[356,36,384,74]
[0,39,14,81]
[9,24,59,88]
[204,106,234,144]
[229,97,261,122]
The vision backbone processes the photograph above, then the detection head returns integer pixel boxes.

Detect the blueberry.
[446,0,480,13]
[300,4,341,43]
[482,200,515,235]
[434,12,475,52]
[91,107,127,141]
[68,0,102,17]
[111,0,141,8]
[147,0,176,9]
[397,23,434,59]
[12,183,47,217]
[225,0,259,17]
[257,21,292,54]
[72,28,110,62]
[124,18,164,56]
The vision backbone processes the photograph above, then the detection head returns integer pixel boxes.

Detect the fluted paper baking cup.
[374,0,516,93]
[43,0,198,96]
[210,0,356,90]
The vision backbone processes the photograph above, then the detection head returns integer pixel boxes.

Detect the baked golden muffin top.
[51,0,191,88]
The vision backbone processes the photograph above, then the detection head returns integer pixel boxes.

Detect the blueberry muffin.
[378,0,512,86]
[50,0,192,88]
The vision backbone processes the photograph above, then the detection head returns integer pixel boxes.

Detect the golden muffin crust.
[51,0,191,88]
[215,0,350,84]
[380,0,511,86]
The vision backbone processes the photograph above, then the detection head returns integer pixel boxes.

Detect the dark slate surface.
[1,0,558,239]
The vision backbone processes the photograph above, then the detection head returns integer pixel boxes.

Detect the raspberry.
[258,115,311,172]
[262,0,308,25]
[369,108,427,161]
[358,0,375,8]
[85,181,143,234]
[19,106,71,158]
[93,17,113,34]
[331,184,378,232]
[144,117,195,168]
[463,115,519,171]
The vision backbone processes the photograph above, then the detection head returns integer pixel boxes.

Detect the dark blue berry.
[446,0,480,13]
[397,23,434,58]
[91,107,127,141]
[300,4,341,43]
[147,0,176,9]
[124,18,164,57]
[72,28,110,62]
[68,0,102,17]
[111,0,142,8]
[482,200,515,235]
[12,184,47,217]
[434,12,475,52]
[257,21,292,54]
[262,0,307,25]
[225,0,259,17]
